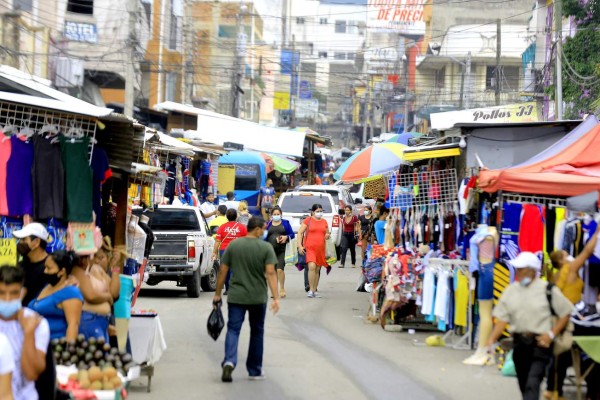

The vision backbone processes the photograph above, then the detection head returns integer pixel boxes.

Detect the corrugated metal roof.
[0,91,113,117]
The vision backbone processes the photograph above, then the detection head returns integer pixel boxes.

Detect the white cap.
[12,223,49,241]
[510,252,542,271]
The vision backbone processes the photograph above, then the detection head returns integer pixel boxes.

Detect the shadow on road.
[139,287,189,298]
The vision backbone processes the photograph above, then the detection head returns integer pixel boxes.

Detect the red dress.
[302,217,329,267]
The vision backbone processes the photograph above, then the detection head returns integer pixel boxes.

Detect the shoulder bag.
[297,217,312,268]
[546,283,574,356]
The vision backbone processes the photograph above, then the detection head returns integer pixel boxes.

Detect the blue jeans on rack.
[222,303,267,377]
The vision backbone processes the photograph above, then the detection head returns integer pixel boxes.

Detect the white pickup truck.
[136,206,217,298]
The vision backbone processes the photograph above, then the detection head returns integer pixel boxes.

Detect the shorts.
[79,311,110,342]
[261,203,273,210]
[477,261,495,300]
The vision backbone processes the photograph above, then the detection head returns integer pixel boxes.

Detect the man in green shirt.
[213,216,279,382]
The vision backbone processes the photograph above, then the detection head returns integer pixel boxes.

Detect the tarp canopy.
[479,116,600,196]
[189,109,306,158]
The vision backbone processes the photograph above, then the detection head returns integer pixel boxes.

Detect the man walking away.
[257,179,276,220]
[224,192,240,212]
[486,252,572,400]
[213,217,279,382]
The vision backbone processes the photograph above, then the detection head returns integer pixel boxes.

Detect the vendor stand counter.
[129,313,167,392]
[572,336,600,400]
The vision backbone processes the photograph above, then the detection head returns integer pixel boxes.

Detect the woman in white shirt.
[0,332,14,399]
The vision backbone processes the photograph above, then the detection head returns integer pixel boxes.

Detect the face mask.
[364,211,370,216]
[520,277,533,287]
[17,242,31,256]
[44,272,61,287]
[566,255,575,263]
[0,299,21,319]
[273,215,281,222]
[314,212,323,219]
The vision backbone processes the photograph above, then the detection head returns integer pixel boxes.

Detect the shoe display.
[222,364,234,382]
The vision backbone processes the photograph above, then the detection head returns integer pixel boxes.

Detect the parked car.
[293,185,356,214]
[135,205,217,298]
[277,191,342,248]
[334,181,376,209]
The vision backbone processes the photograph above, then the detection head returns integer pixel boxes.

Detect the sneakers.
[307,291,315,298]
[313,291,322,298]
[339,264,345,268]
[221,363,234,382]
[248,374,266,381]
[305,285,310,292]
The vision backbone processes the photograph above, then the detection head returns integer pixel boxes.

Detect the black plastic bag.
[207,302,225,341]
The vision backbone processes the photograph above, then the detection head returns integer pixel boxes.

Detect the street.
[128,264,521,400]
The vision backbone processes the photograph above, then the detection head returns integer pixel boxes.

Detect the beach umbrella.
[333,143,407,182]
[385,132,423,145]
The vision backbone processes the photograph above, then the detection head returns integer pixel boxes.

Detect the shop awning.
[0,91,113,118]
[402,143,461,161]
[144,130,203,156]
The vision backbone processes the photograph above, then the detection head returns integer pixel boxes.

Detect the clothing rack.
[428,258,473,350]
[500,192,567,207]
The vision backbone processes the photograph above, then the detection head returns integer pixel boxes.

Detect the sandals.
[280,290,287,298]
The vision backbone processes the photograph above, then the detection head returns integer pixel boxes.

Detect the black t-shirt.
[359,216,374,234]
[267,223,287,253]
[19,257,48,307]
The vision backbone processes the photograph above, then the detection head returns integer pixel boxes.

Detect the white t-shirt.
[0,308,50,400]
[0,333,14,375]
[200,202,216,222]
[224,200,240,212]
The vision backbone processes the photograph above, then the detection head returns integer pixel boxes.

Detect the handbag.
[285,238,298,265]
[297,217,311,267]
[326,238,337,265]
[546,283,574,356]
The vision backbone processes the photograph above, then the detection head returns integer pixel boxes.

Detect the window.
[318,51,328,59]
[485,66,496,90]
[434,67,445,88]
[13,0,32,12]
[347,52,355,61]
[335,20,347,33]
[141,209,200,231]
[308,43,314,55]
[296,17,305,24]
[280,195,333,214]
[67,0,93,14]
[234,165,260,191]
[334,52,346,60]
[168,2,181,50]
[486,66,520,91]
[142,1,152,29]
[320,18,327,24]
[347,21,360,34]
[165,72,177,101]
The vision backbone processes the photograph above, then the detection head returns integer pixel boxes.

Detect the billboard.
[430,102,538,131]
[367,0,426,36]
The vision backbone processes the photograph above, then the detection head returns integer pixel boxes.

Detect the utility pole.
[182,0,193,104]
[362,76,370,144]
[495,18,501,106]
[290,34,296,128]
[125,0,138,118]
[555,0,563,119]
[464,52,472,109]
[231,5,246,118]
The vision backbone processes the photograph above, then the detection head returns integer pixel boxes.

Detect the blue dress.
[28,286,84,339]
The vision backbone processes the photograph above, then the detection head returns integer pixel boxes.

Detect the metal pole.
[290,34,296,128]
[362,77,370,144]
[495,19,501,106]
[125,0,138,117]
[231,5,245,118]
[555,0,563,120]
[465,52,471,109]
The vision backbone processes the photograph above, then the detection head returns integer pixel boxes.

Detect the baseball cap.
[12,223,49,241]
[509,252,542,271]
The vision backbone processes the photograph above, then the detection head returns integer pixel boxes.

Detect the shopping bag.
[285,238,298,265]
[501,350,516,377]
[326,238,337,265]
[207,303,225,341]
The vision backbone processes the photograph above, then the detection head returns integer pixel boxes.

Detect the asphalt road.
[127,264,522,400]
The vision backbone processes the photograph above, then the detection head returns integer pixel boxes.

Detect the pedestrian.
[359,205,374,262]
[265,206,295,298]
[208,205,229,233]
[485,252,573,400]
[212,217,279,382]
[0,265,50,400]
[12,223,50,308]
[297,204,331,298]
[339,205,360,268]
[224,191,240,211]
[257,179,276,220]
[374,206,389,245]
[0,332,14,399]
[28,251,83,341]
[200,192,218,223]
[545,224,600,399]
[237,201,251,226]
[213,209,248,294]
[294,177,307,190]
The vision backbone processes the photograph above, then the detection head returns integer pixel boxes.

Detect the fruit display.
[52,335,134,376]
[64,366,123,391]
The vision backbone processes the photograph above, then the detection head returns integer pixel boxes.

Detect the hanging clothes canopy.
[478,116,600,196]
[333,143,407,182]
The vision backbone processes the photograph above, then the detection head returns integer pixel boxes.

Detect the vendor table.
[129,314,167,392]
[572,336,600,400]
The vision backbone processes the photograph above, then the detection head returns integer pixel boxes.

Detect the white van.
[277,191,342,247]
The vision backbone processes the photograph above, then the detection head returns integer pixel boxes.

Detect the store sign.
[0,239,17,267]
[274,92,290,110]
[296,99,319,119]
[430,102,538,131]
[367,0,426,36]
[365,48,398,62]
[64,21,98,43]
[299,81,312,99]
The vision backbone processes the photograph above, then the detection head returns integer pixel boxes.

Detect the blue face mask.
[519,277,533,287]
[273,215,282,222]
[0,299,21,319]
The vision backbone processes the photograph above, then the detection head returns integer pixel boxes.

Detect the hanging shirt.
[500,203,522,261]
[0,132,11,216]
[457,178,468,215]
[6,136,34,217]
[518,204,545,253]
[60,136,93,222]
[90,147,112,226]
[421,267,436,316]
[32,136,64,220]
[200,160,211,176]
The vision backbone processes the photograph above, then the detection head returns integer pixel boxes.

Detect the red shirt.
[342,215,359,233]
[216,222,248,250]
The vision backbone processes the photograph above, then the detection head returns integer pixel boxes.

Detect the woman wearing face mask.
[486,252,573,400]
[359,205,374,252]
[265,206,295,298]
[297,204,331,298]
[340,206,360,268]
[544,224,600,400]
[28,250,83,341]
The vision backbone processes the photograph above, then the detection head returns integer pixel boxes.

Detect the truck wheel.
[201,261,219,292]
[187,269,201,298]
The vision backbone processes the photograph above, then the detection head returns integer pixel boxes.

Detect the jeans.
[513,333,553,400]
[220,250,231,290]
[223,303,267,377]
[79,311,110,342]
[340,232,356,266]
[546,350,571,396]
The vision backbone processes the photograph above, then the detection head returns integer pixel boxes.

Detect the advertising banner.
[274,92,290,110]
[430,102,538,131]
[367,0,426,36]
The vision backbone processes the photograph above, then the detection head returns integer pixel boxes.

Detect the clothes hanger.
[2,117,16,137]
[39,117,59,138]
[19,112,35,139]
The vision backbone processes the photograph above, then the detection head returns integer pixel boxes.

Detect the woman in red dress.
[297,204,331,298]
